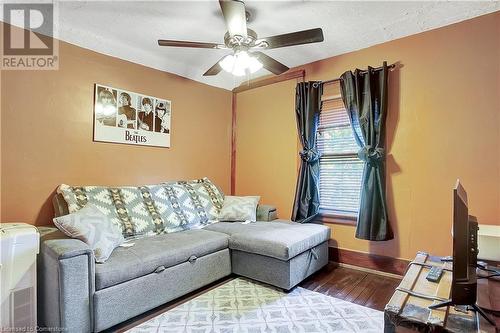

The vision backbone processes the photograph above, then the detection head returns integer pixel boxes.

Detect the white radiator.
[0,223,39,331]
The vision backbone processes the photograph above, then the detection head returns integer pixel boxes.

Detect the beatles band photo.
[94,84,171,147]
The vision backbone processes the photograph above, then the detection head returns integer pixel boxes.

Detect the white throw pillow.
[53,204,125,263]
[218,196,260,222]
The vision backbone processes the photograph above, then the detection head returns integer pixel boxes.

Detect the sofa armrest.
[38,230,95,332]
[256,205,277,221]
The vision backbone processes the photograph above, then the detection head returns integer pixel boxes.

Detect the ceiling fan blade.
[253,52,289,75]
[158,40,226,49]
[219,0,247,38]
[257,28,324,49]
[203,60,224,76]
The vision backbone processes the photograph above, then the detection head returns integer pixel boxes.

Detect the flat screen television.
[431,181,494,325]
[451,180,478,305]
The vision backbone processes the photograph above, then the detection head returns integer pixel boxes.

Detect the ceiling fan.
[158,0,324,77]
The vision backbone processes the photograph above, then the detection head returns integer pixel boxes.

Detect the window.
[317,83,363,218]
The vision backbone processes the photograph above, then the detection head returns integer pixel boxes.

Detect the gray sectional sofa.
[38,194,330,332]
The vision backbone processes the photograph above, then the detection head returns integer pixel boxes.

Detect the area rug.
[127,277,384,333]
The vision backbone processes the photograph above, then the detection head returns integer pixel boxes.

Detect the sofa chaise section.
[205,221,330,290]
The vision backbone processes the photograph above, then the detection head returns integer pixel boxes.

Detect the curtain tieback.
[299,148,320,163]
[358,146,385,165]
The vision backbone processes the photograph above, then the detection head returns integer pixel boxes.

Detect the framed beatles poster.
[93,84,171,147]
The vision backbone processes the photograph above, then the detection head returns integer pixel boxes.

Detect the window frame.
[315,91,360,226]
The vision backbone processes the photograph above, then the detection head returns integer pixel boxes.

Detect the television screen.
[453,180,469,281]
[451,180,478,305]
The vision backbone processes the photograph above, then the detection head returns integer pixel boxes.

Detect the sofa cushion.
[95,229,229,290]
[53,204,124,263]
[57,177,224,239]
[165,178,225,221]
[204,221,330,261]
[218,196,260,222]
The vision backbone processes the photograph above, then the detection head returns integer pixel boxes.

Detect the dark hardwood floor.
[110,263,401,332]
[300,262,402,311]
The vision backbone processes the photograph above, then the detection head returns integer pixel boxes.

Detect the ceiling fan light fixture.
[219,51,262,76]
[219,54,236,72]
[248,55,263,73]
[232,66,246,77]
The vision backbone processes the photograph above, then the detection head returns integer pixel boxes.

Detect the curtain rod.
[321,62,396,85]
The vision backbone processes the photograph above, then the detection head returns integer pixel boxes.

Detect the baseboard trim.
[328,245,410,276]
[333,262,404,279]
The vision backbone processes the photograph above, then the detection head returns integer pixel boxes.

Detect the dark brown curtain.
[291,81,323,223]
[340,64,393,240]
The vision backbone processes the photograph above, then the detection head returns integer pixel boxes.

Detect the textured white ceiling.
[50,1,500,90]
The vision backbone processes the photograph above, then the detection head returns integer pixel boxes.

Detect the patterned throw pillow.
[158,178,224,231]
[218,196,261,222]
[53,204,125,263]
[57,178,225,239]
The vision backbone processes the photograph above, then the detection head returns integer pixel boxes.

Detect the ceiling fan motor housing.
[224,29,259,50]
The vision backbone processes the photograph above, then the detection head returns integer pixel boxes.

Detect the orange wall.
[234,12,500,260]
[1,26,233,226]
[235,80,299,218]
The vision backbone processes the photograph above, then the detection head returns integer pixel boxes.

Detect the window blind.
[317,93,363,216]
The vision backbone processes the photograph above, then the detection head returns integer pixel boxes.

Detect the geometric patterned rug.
[126,277,384,333]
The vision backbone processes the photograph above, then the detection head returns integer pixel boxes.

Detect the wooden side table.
[384,252,499,332]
